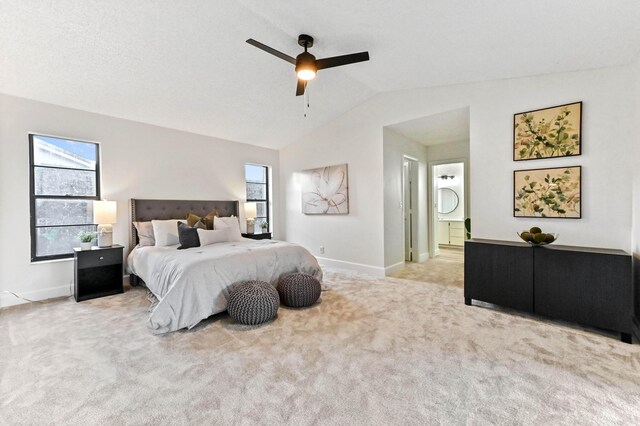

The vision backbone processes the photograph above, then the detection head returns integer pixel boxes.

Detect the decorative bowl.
[517,232,559,246]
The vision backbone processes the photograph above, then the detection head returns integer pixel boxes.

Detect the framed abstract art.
[301,163,349,215]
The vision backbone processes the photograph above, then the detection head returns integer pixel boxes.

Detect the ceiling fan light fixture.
[295,51,317,81]
[296,68,316,81]
[246,34,369,96]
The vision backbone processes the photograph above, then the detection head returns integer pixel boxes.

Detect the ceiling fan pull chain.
[304,86,311,117]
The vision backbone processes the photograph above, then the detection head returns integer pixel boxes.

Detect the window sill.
[30,257,74,265]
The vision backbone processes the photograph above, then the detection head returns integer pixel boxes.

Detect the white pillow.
[133,221,155,247]
[213,216,243,242]
[197,229,229,246]
[152,219,181,247]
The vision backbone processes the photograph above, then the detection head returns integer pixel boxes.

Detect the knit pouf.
[277,273,322,308]
[227,280,279,325]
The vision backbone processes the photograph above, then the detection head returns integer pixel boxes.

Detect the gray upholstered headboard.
[130,199,239,248]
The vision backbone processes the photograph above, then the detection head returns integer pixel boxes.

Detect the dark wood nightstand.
[242,232,272,240]
[73,245,124,302]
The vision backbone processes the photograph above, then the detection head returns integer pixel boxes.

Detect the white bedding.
[127,239,323,334]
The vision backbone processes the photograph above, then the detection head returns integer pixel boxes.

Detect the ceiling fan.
[246,34,370,96]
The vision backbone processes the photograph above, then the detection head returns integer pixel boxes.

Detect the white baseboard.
[384,261,405,275]
[0,285,72,309]
[418,252,429,263]
[1,275,130,309]
[316,257,385,278]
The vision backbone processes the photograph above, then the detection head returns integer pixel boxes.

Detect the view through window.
[245,164,270,232]
[29,134,100,261]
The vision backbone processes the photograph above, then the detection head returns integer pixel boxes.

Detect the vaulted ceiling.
[1,1,639,149]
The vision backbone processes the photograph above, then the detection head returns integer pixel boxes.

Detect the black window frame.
[245,164,270,232]
[29,133,101,262]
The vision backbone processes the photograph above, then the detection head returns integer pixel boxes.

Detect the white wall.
[279,109,385,275]
[426,141,470,163]
[382,128,428,271]
[0,94,279,307]
[280,64,636,272]
[633,56,640,257]
[632,57,640,326]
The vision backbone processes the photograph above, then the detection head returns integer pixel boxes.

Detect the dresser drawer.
[450,227,465,238]
[449,236,465,246]
[450,221,465,230]
[76,248,122,269]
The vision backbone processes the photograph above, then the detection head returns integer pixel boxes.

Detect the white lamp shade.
[93,200,117,224]
[244,202,257,219]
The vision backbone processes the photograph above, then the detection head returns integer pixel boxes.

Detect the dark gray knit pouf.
[277,273,321,308]
[227,280,279,325]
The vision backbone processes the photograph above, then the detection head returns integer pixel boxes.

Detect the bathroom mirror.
[438,188,459,214]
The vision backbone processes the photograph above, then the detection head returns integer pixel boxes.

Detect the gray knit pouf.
[227,280,279,325]
[277,273,321,308]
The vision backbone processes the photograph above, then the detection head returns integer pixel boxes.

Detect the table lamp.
[93,200,117,247]
[244,202,257,234]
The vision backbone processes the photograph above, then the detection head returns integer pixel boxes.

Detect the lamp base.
[246,219,255,234]
[97,224,113,247]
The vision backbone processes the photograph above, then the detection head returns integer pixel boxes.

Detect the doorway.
[430,160,468,258]
[403,156,419,262]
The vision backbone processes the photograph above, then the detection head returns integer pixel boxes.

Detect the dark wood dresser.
[465,239,633,343]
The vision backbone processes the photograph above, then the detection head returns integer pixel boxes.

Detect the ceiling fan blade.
[296,79,306,96]
[246,39,296,65]
[316,51,369,70]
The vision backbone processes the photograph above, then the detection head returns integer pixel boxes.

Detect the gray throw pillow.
[177,221,200,250]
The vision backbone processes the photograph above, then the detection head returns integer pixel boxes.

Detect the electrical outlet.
[319,246,324,254]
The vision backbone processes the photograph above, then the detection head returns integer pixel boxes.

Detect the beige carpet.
[1,269,640,425]
[391,247,464,286]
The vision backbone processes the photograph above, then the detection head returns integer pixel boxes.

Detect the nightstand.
[73,245,124,302]
[242,232,272,240]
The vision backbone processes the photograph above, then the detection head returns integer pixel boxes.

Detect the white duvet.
[127,239,323,334]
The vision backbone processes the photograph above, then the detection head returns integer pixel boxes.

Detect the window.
[245,164,270,231]
[29,134,100,261]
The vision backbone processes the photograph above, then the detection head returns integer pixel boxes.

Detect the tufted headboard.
[129,199,239,248]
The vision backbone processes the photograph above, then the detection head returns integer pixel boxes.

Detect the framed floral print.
[514,166,581,218]
[514,102,582,161]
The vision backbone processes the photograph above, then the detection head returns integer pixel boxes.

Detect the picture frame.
[514,166,581,219]
[301,163,349,215]
[513,101,582,161]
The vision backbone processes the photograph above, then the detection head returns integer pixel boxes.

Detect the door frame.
[402,155,419,263]
[428,157,469,258]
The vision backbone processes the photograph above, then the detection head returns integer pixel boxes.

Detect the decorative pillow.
[177,221,200,250]
[204,211,218,230]
[186,213,201,227]
[192,220,206,229]
[133,221,155,247]
[213,216,243,242]
[196,229,229,246]
[152,219,181,247]
[186,211,218,229]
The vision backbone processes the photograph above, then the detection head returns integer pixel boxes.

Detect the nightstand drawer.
[242,232,272,240]
[76,249,122,269]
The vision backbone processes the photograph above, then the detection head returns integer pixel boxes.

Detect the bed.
[127,199,323,334]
